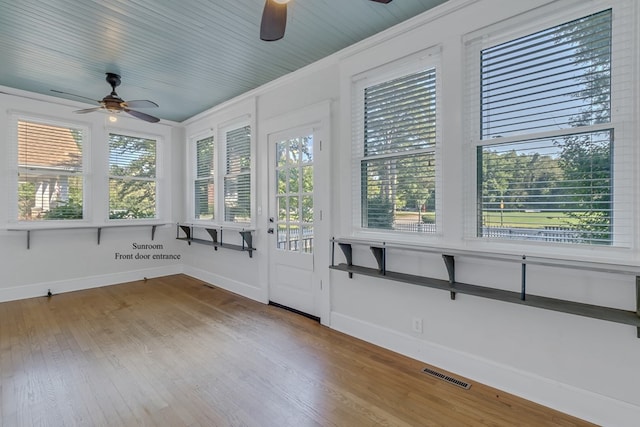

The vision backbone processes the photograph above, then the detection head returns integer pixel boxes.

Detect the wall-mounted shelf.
[8,224,164,249]
[176,223,255,258]
[329,238,640,338]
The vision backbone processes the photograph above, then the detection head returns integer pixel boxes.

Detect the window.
[16,119,86,221]
[353,55,439,234]
[194,135,215,220]
[223,125,251,224]
[470,6,633,246]
[188,121,253,225]
[108,133,157,220]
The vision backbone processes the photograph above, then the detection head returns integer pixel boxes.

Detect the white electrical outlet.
[412,317,423,333]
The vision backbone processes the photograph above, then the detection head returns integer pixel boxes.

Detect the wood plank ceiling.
[0,0,448,122]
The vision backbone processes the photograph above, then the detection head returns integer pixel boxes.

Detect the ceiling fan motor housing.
[102,95,126,112]
[103,73,126,112]
[106,73,121,89]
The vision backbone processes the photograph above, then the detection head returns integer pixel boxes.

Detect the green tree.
[555,10,612,243]
[18,182,36,219]
[109,134,156,219]
[42,197,83,219]
[195,136,214,219]
[480,147,562,227]
[41,177,84,220]
[364,194,394,229]
[557,132,612,243]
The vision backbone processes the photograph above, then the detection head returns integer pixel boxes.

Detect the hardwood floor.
[0,274,594,426]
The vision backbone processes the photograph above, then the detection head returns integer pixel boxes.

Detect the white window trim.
[350,46,443,244]
[8,112,92,228]
[106,127,165,224]
[462,0,638,255]
[188,129,216,223]
[186,113,256,230]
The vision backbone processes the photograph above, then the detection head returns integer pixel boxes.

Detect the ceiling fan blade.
[74,107,104,114]
[124,99,159,109]
[51,89,100,104]
[369,0,393,3]
[260,0,287,41]
[124,109,160,123]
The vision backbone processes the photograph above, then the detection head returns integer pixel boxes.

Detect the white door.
[268,127,317,317]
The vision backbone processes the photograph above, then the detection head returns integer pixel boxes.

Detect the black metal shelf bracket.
[442,254,455,300]
[239,231,254,258]
[206,228,218,250]
[338,243,353,278]
[178,224,193,245]
[370,246,386,274]
[521,255,527,301]
[636,276,640,338]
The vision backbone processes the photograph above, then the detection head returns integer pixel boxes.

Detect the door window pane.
[274,135,314,253]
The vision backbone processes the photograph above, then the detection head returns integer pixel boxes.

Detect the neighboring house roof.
[18,121,82,170]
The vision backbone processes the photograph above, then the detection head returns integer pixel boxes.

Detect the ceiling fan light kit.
[260,0,392,42]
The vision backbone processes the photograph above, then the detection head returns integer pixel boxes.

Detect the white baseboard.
[330,312,640,427]
[182,265,266,303]
[0,264,184,303]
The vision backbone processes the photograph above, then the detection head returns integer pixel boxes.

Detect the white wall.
[0,91,184,301]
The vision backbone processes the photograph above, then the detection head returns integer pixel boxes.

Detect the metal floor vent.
[422,367,471,390]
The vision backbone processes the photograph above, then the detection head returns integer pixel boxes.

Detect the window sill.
[176,223,255,257]
[183,221,254,232]
[337,236,640,274]
[331,237,640,338]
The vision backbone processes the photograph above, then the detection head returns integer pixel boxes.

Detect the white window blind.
[223,125,251,224]
[194,135,214,220]
[356,67,438,233]
[109,133,157,220]
[481,10,612,138]
[473,7,633,246]
[17,119,84,221]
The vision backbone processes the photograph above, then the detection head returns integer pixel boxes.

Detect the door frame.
[257,101,332,325]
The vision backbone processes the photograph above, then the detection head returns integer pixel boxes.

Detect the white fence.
[481,225,581,243]
[393,222,436,233]
[277,228,314,252]
[391,222,582,243]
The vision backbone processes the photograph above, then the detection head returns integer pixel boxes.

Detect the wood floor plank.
[0,274,596,427]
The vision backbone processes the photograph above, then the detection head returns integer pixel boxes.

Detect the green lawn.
[395,210,580,229]
[481,211,578,228]
[395,211,435,222]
